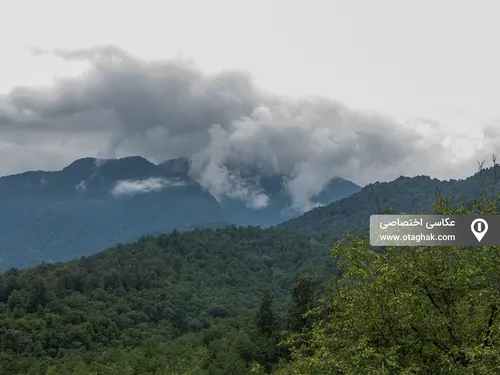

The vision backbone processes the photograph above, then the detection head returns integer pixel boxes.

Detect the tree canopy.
[1,159,500,374]
[277,191,500,374]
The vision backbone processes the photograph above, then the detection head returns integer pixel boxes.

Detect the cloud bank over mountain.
[0,46,498,211]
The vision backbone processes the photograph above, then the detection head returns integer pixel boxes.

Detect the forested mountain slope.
[2,175,499,374]
[0,156,227,271]
[279,165,500,243]
[0,156,360,271]
[2,162,499,374]
[0,226,334,374]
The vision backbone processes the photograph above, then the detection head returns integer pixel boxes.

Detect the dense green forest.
[280,163,500,244]
[1,161,500,374]
[276,194,500,374]
[0,227,334,374]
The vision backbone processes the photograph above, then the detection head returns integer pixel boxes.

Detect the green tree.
[278,191,500,374]
[256,290,276,336]
[287,276,317,333]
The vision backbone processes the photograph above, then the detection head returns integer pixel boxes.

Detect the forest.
[1,162,500,374]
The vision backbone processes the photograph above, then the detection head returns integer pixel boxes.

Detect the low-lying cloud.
[111,177,186,197]
[0,45,498,211]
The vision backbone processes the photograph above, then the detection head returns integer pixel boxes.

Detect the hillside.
[218,175,361,227]
[0,166,499,374]
[0,156,228,271]
[159,157,362,227]
[278,165,500,243]
[1,164,500,373]
[0,226,332,374]
[0,156,360,271]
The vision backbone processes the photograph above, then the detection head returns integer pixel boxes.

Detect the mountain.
[159,157,362,227]
[0,156,228,271]
[157,156,191,177]
[0,156,361,271]
[218,175,361,227]
[0,226,332,374]
[1,164,499,374]
[279,165,500,243]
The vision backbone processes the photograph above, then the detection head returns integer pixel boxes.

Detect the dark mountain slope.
[279,166,500,243]
[0,155,361,271]
[219,175,362,227]
[0,157,227,271]
[0,165,499,374]
[158,157,362,227]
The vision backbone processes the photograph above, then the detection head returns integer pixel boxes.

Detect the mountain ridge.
[1,164,499,374]
[0,155,361,270]
[278,165,500,243]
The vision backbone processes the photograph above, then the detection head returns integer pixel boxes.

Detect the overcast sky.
[1,0,499,209]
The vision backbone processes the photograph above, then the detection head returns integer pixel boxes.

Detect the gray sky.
[1,0,499,209]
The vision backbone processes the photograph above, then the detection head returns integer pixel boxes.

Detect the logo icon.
[471,218,488,242]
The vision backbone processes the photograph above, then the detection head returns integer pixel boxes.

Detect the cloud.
[188,123,271,209]
[110,177,186,197]
[75,180,87,192]
[0,45,499,211]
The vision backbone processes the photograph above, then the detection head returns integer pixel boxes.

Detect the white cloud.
[110,177,186,197]
[75,180,87,192]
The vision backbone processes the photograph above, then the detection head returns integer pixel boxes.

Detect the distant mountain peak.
[63,157,99,171]
[63,156,155,170]
[158,157,191,177]
[109,155,154,164]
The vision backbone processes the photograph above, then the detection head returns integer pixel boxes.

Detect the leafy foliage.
[0,226,333,374]
[2,159,500,374]
[277,180,500,374]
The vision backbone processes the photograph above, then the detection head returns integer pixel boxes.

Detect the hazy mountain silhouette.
[158,157,362,227]
[0,155,361,270]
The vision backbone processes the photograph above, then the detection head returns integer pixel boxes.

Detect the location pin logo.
[471,218,488,242]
